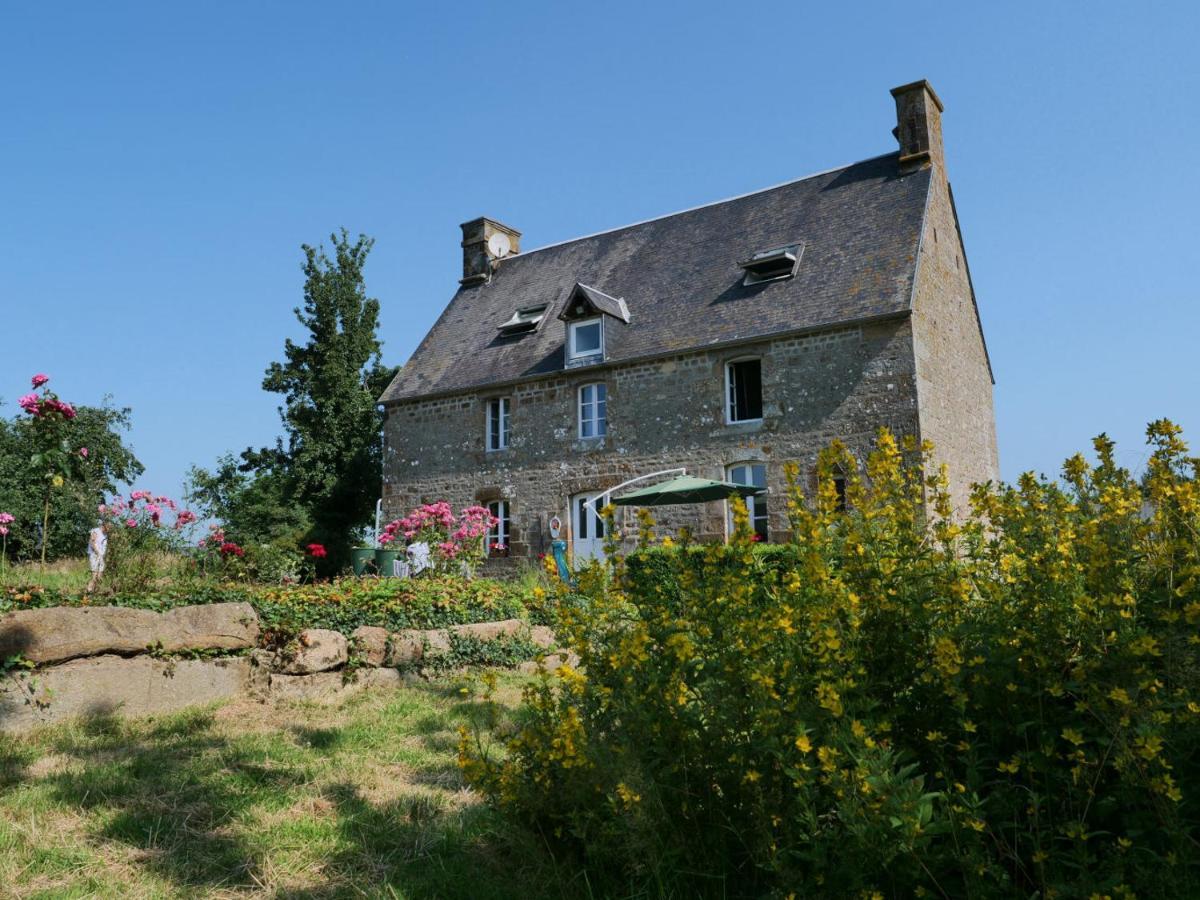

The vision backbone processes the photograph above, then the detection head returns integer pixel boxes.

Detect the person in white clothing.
[86,522,110,592]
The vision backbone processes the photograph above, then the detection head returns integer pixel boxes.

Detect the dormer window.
[497,304,547,335]
[739,244,802,285]
[568,317,603,361]
[558,283,628,368]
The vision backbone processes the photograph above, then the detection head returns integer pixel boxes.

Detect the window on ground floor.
[727,462,768,541]
[487,500,510,552]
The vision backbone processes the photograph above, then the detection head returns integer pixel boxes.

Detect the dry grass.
[0,674,583,899]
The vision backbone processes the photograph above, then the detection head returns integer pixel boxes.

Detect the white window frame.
[727,462,768,541]
[485,397,510,451]
[568,316,604,361]
[578,382,608,440]
[725,357,763,425]
[486,500,510,550]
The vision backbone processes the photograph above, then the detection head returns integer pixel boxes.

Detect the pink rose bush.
[18,374,88,564]
[380,502,499,575]
[0,512,13,571]
[96,491,197,593]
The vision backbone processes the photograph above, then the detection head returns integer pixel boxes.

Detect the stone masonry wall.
[382,320,921,558]
[910,165,1001,516]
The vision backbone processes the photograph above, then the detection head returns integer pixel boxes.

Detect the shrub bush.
[462,423,1200,898]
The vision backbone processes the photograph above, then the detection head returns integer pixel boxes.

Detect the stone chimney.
[890,80,945,173]
[459,217,521,286]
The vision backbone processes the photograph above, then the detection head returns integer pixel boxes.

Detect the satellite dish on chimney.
[488,232,511,259]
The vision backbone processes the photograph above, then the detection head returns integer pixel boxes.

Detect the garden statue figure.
[86,521,110,592]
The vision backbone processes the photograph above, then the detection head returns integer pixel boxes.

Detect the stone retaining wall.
[0,603,568,734]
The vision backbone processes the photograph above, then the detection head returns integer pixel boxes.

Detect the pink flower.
[31,374,49,388]
[0,526,7,536]
[18,394,38,414]
[79,447,89,458]
[125,518,138,528]
[0,513,14,525]
[379,533,394,545]
[198,538,207,549]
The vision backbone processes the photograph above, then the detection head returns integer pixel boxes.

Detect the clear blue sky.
[2,1,1197,500]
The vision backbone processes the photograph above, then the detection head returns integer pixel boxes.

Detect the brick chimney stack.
[890,80,945,174]
[460,217,521,286]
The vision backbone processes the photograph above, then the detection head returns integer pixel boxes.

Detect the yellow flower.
[997,755,1021,774]
[816,682,843,717]
[51,474,64,488]
[1062,727,1085,746]
[925,730,946,743]
[743,769,761,784]
[795,734,812,753]
[1109,687,1132,706]
[615,782,641,807]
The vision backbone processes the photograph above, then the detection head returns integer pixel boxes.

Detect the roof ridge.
[512,151,898,258]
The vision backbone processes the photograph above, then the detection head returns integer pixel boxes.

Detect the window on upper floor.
[487,500,510,551]
[568,317,603,362]
[578,383,608,439]
[726,358,763,424]
[485,397,510,451]
[727,462,768,541]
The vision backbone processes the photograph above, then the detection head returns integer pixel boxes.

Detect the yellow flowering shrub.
[462,421,1200,898]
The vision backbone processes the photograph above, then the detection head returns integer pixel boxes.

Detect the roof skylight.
[739,244,802,285]
[497,304,548,335]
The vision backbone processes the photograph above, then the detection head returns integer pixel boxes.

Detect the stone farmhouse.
[379,80,998,564]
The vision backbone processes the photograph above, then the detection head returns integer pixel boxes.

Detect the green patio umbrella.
[611,474,763,507]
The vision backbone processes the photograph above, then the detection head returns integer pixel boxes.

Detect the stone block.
[449,619,524,641]
[421,629,452,657]
[529,625,556,648]
[268,667,402,704]
[0,606,158,664]
[385,631,424,666]
[0,602,260,666]
[280,629,348,674]
[158,603,259,652]
[0,655,251,733]
[351,626,389,666]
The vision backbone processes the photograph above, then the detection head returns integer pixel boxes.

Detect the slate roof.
[381,151,931,403]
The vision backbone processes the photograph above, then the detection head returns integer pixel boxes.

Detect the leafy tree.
[185,454,309,546]
[0,400,143,560]
[249,230,397,570]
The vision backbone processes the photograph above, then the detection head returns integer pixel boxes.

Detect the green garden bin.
[374,548,401,577]
[351,547,377,576]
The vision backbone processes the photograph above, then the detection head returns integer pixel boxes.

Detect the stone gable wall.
[910,166,1000,515]
[382,320,921,558]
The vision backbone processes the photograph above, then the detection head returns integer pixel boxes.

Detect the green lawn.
[0,674,582,899]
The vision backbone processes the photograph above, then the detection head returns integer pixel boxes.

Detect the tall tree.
[252,230,396,569]
[185,454,309,546]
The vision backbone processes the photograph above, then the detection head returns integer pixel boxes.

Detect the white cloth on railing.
[407,542,431,575]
